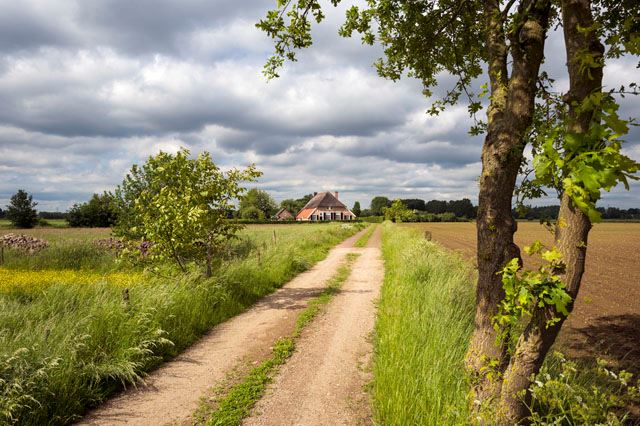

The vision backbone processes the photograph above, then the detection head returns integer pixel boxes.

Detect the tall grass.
[1,243,117,271]
[373,223,475,425]
[0,223,362,425]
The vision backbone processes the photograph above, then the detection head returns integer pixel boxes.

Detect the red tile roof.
[296,208,317,220]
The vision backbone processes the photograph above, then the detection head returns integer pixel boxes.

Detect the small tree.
[352,201,361,217]
[239,188,277,219]
[114,149,260,276]
[6,190,38,229]
[383,199,412,222]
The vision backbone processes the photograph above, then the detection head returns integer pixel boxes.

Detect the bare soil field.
[405,222,640,373]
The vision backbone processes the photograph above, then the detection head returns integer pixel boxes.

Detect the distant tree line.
[38,211,66,220]
[361,196,477,220]
[516,205,640,221]
[3,188,639,228]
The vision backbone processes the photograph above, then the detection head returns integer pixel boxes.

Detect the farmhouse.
[273,208,294,221]
[296,191,356,221]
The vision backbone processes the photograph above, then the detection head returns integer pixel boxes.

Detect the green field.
[0,223,362,425]
[0,219,68,228]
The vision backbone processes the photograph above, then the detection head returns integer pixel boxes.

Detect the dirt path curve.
[78,228,369,426]
[245,226,384,426]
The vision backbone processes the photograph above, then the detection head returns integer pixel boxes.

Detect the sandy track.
[245,227,383,426]
[78,229,367,426]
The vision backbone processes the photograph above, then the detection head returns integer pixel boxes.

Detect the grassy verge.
[354,224,376,248]
[200,253,360,426]
[0,224,362,425]
[373,223,475,425]
[374,223,639,424]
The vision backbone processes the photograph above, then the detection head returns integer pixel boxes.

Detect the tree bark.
[468,0,551,406]
[495,0,603,423]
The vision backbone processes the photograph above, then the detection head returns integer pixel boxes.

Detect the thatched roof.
[301,192,347,210]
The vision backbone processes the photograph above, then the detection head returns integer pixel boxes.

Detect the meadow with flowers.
[0,223,362,424]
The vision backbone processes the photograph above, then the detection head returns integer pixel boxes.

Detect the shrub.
[66,193,118,228]
[359,216,383,223]
[240,206,264,220]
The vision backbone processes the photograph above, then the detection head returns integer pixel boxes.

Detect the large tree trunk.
[467,0,551,406]
[495,0,603,423]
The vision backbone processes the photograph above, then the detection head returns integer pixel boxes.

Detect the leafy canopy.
[280,193,313,215]
[352,201,362,216]
[370,196,391,216]
[383,199,412,222]
[67,192,118,228]
[261,1,640,216]
[114,149,261,272]
[514,6,640,222]
[257,0,485,119]
[239,188,278,219]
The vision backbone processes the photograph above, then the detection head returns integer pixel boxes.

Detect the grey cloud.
[0,0,271,55]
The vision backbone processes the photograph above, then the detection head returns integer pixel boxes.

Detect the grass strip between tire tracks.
[354,224,376,248]
[200,252,360,426]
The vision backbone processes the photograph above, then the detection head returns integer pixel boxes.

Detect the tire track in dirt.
[244,227,384,426]
[78,229,369,426]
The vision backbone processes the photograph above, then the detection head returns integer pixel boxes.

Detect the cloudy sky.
[1,1,638,211]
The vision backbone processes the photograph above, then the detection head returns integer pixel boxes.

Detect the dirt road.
[245,227,383,426]
[79,226,382,425]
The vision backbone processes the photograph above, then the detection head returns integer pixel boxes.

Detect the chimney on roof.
[334,191,339,199]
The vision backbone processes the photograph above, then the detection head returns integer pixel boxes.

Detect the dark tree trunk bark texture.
[468,0,552,407]
[496,0,603,423]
